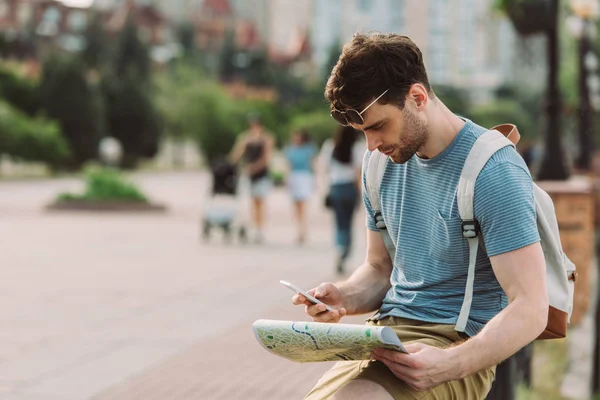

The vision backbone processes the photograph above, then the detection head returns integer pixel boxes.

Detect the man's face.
[353,102,429,164]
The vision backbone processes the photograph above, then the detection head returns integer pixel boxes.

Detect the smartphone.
[280,280,336,312]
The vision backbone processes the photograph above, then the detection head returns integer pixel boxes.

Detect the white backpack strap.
[366,150,388,214]
[365,151,395,260]
[455,130,515,332]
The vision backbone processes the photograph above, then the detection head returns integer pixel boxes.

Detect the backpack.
[365,124,577,339]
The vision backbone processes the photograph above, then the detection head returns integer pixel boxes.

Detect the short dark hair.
[325,33,433,112]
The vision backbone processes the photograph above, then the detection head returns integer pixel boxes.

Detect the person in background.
[229,114,275,243]
[284,130,317,244]
[319,125,364,274]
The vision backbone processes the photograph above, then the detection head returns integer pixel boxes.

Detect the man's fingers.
[306,303,330,316]
[305,306,346,322]
[292,294,309,305]
[313,282,332,299]
[373,348,414,367]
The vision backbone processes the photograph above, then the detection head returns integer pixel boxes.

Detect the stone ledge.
[45,200,167,213]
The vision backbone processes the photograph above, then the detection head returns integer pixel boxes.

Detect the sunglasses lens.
[330,110,348,126]
[345,110,364,125]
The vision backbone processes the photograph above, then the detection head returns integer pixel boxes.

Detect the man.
[292,33,548,399]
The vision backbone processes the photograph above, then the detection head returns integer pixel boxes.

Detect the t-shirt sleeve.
[473,159,540,257]
[361,151,379,232]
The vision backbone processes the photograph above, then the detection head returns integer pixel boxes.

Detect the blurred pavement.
[0,171,368,400]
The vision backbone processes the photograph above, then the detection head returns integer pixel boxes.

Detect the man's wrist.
[445,342,470,380]
[337,283,356,314]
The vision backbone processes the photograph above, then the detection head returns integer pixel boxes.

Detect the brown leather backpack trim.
[537,306,567,340]
[491,124,521,145]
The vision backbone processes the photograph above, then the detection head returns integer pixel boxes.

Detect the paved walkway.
[0,172,367,400]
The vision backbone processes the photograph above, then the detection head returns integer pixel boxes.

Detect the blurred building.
[311,0,404,74]
[0,0,32,31]
[103,0,168,45]
[311,0,544,101]
[0,0,544,100]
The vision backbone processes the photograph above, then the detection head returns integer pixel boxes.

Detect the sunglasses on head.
[330,88,390,126]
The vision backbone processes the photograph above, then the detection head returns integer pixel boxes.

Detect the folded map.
[252,319,407,362]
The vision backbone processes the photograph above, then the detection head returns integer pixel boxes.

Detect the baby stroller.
[201,158,248,243]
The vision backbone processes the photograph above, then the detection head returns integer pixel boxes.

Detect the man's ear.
[408,84,428,110]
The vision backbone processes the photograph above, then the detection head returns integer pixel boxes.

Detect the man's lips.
[380,148,394,156]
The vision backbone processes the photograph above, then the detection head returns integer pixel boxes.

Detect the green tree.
[102,71,162,168]
[469,99,537,140]
[104,17,161,168]
[0,100,70,166]
[37,55,105,168]
[82,12,110,71]
[433,86,471,119]
[114,17,150,82]
[244,48,276,86]
[0,65,40,116]
[323,41,342,83]
[219,29,238,81]
[177,22,196,58]
[289,109,338,147]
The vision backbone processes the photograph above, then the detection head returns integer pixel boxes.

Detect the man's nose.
[365,135,382,152]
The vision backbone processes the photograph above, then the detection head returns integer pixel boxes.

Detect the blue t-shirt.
[285,144,316,173]
[363,120,540,337]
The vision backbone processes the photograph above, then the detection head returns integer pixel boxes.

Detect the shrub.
[288,110,338,147]
[57,167,148,202]
[37,55,105,169]
[270,170,285,187]
[0,64,40,116]
[0,100,70,166]
[469,99,537,139]
[102,71,162,168]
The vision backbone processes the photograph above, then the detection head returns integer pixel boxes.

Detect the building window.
[67,11,87,32]
[43,6,61,23]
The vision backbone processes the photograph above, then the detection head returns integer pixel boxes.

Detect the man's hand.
[291,282,347,323]
[372,343,458,392]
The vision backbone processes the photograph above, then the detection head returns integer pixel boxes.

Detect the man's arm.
[449,241,548,377]
[338,229,394,315]
[372,241,548,391]
[293,229,393,321]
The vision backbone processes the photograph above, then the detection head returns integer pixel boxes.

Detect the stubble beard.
[387,109,429,164]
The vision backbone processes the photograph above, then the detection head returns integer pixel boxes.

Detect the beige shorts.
[304,316,496,400]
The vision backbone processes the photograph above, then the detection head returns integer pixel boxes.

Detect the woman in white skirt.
[284,130,317,244]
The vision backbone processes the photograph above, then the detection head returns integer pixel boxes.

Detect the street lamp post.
[577,21,594,170]
[538,0,570,181]
[567,2,600,395]
[567,0,600,172]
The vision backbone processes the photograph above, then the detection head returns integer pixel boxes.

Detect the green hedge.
[57,167,148,202]
[469,99,537,139]
[0,65,40,116]
[0,101,70,165]
[288,109,338,147]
